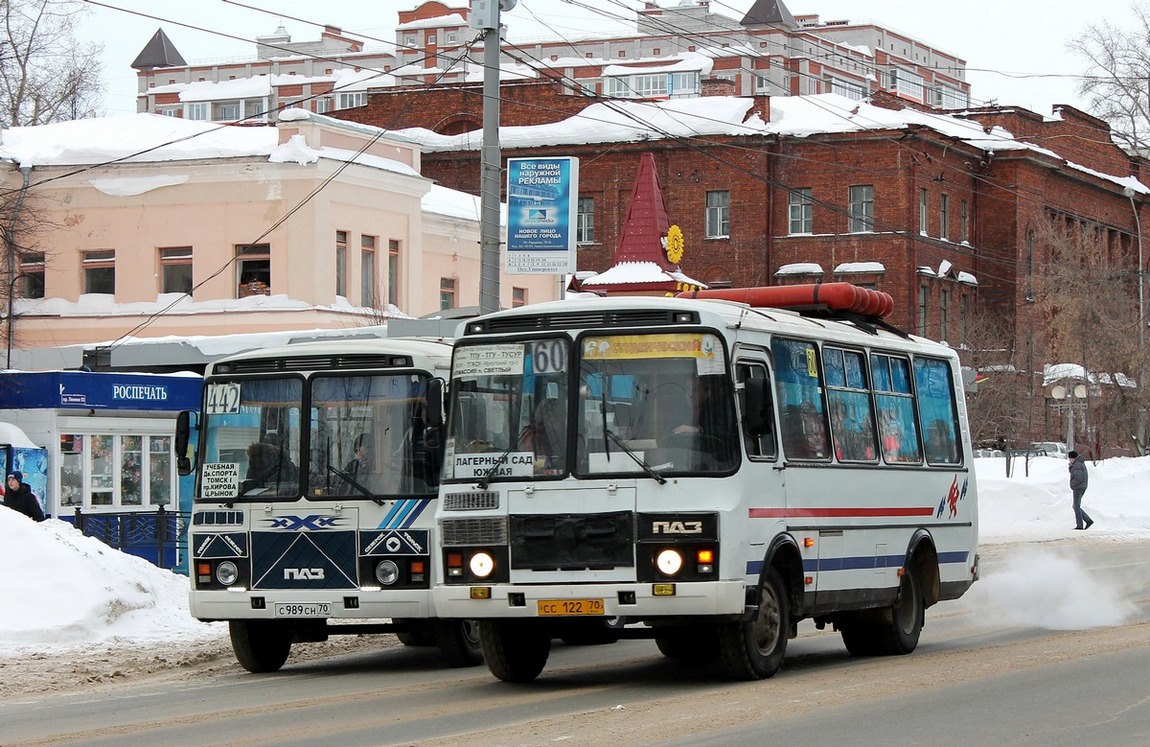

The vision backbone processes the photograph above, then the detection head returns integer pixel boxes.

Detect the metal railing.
[69,506,190,572]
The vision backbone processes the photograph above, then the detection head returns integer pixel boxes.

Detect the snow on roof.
[0,422,38,448]
[397,13,468,30]
[579,261,706,288]
[602,52,715,77]
[775,262,825,276]
[834,261,885,273]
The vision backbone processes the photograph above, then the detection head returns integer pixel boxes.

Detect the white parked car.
[1029,441,1069,457]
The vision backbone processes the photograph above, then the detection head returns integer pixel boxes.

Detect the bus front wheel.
[229,620,292,673]
[434,619,484,667]
[480,620,550,682]
[716,567,789,680]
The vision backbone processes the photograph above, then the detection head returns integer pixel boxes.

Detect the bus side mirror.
[424,377,445,449]
[744,379,767,437]
[174,410,197,476]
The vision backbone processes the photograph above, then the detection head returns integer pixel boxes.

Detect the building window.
[83,250,115,294]
[889,68,924,101]
[387,238,400,308]
[315,97,332,114]
[577,197,595,243]
[337,92,366,110]
[58,432,174,509]
[940,194,950,241]
[440,277,457,310]
[960,294,970,342]
[212,100,241,121]
[512,287,527,307]
[186,102,209,120]
[940,288,950,341]
[788,188,813,234]
[427,34,436,45]
[705,190,730,238]
[917,286,929,337]
[605,71,700,99]
[848,185,874,232]
[236,244,271,297]
[830,78,864,100]
[919,188,928,235]
[335,231,348,298]
[17,252,45,299]
[960,200,969,243]
[362,235,377,308]
[159,247,193,295]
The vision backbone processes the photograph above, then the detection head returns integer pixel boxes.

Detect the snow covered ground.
[0,455,1145,679]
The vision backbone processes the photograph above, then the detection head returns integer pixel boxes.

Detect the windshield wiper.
[477,425,532,490]
[327,463,383,504]
[602,429,666,484]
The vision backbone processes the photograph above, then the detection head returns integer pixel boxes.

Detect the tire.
[839,619,881,656]
[479,620,551,682]
[229,620,292,673]
[877,565,923,655]
[716,567,789,680]
[434,619,484,668]
[395,628,436,647]
[655,629,720,660]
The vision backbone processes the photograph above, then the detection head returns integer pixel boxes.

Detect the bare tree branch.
[0,0,104,126]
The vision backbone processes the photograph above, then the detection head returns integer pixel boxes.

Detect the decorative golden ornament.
[665,224,684,264]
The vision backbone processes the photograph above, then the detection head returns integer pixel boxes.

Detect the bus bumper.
[431,580,746,619]
[188,588,433,621]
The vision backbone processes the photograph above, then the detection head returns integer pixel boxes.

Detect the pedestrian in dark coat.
[3,471,45,522]
[1068,451,1093,530]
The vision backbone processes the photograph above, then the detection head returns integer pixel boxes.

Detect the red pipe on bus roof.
[677,282,895,319]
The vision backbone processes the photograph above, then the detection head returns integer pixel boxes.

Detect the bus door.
[735,351,786,552]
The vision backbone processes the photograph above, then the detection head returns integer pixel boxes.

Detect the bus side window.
[737,362,777,459]
[771,338,830,460]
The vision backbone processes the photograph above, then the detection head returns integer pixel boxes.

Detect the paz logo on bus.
[284,568,325,580]
[652,520,704,535]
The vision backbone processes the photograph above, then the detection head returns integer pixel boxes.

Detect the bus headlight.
[216,561,239,586]
[655,549,683,576]
[375,560,400,586]
[469,551,495,579]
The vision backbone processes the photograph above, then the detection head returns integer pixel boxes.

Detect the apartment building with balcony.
[130,0,969,125]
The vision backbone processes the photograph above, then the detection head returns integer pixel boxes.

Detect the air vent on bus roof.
[217,354,412,374]
[470,309,695,334]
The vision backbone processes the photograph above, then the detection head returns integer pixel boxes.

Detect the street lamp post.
[1050,382,1087,453]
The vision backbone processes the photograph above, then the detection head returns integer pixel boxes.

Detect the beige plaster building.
[0,109,558,362]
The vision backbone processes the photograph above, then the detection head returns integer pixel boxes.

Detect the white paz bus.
[426,283,979,682]
[176,336,482,673]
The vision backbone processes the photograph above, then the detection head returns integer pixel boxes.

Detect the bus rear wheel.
[434,619,484,667]
[840,565,924,656]
[716,567,789,680]
[480,620,551,682]
[229,620,292,673]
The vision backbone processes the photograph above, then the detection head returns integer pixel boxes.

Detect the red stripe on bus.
[748,507,935,518]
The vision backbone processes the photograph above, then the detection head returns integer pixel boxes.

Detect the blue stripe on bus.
[746,551,969,576]
[400,499,429,528]
[389,499,418,529]
[379,501,405,529]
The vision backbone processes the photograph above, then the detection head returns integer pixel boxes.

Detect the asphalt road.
[3,539,1148,747]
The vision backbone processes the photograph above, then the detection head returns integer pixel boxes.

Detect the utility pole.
[471,0,516,315]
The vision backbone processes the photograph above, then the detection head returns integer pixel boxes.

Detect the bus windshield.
[197,372,436,502]
[443,332,739,484]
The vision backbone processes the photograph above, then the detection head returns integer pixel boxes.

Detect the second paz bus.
[427,283,979,682]
[176,335,482,673]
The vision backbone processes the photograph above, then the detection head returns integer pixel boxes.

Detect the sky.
[75,0,1141,119]
[0,454,1145,656]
